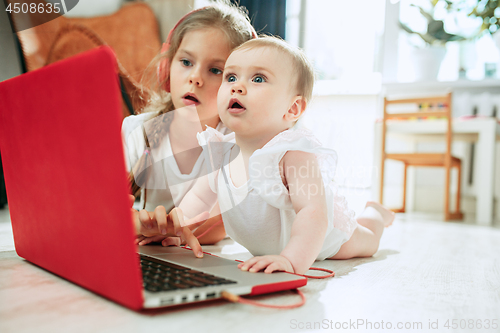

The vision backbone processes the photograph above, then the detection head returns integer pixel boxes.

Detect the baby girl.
[142,36,394,275]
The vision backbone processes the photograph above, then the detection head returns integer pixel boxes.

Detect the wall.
[305,91,379,214]
[143,0,194,42]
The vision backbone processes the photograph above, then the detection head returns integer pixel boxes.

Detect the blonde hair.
[233,35,315,103]
[129,0,255,197]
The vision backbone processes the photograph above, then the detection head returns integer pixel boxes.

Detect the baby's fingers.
[264,262,284,274]
[239,257,267,272]
[238,258,256,271]
[248,258,273,273]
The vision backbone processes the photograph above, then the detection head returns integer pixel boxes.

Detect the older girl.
[124,1,256,256]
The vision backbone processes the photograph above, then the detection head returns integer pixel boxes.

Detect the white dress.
[122,112,229,212]
[197,120,357,260]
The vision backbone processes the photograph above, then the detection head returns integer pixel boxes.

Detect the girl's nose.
[189,69,203,87]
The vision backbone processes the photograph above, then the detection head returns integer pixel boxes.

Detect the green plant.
[400,0,466,45]
[444,0,500,35]
[469,0,500,34]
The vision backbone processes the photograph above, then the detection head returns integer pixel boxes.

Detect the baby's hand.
[237,255,294,274]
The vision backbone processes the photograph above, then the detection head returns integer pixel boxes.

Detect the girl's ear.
[284,96,307,122]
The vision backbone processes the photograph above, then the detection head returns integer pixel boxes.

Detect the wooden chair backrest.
[382,92,453,162]
[383,93,452,120]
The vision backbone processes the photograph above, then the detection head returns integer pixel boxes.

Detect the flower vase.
[410,46,446,81]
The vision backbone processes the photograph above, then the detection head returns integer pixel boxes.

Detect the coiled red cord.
[184,220,335,309]
[222,289,306,308]
[220,266,335,308]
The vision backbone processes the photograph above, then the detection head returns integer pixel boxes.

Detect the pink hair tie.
[144,149,150,155]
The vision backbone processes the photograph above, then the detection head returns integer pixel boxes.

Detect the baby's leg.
[364,201,395,227]
[328,201,394,260]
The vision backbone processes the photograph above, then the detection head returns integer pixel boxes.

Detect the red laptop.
[0,46,306,310]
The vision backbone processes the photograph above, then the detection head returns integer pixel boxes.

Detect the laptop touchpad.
[153,253,236,268]
[139,246,236,268]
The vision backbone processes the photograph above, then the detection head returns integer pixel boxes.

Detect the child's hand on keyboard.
[130,196,209,258]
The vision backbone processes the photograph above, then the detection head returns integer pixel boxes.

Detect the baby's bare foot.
[365,201,395,227]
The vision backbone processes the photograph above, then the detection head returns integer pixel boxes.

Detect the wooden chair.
[5,0,160,117]
[379,92,463,220]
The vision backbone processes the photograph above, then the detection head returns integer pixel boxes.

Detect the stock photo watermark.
[5,0,79,32]
[289,318,499,331]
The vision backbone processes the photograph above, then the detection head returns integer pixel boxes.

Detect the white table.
[382,79,500,97]
[373,118,500,225]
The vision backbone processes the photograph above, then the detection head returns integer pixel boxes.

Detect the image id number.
[6,2,61,14]
[444,319,498,330]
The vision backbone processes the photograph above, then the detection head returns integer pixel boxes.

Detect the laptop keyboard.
[140,255,237,293]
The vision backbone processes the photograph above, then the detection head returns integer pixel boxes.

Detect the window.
[286,0,386,80]
[398,0,500,81]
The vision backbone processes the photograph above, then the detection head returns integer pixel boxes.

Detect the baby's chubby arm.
[177,173,218,225]
[283,151,329,273]
[239,151,328,274]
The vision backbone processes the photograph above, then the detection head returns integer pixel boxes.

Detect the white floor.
[1,201,499,333]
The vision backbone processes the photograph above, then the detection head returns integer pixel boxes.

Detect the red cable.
[190,219,335,308]
[301,267,335,279]
[222,289,306,309]
[220,267,334,309]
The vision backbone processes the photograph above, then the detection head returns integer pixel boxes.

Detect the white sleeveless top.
[197,120,357,260]
[122,112,228,212]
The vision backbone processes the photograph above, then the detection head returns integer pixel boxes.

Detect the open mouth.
[183,93,199,105]
[228,98,245,113]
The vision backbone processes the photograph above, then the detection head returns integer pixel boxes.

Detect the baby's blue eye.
[227,75,236,82]
[253,75,265,83]
[181,59,192,67]
[210,68,222,75]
